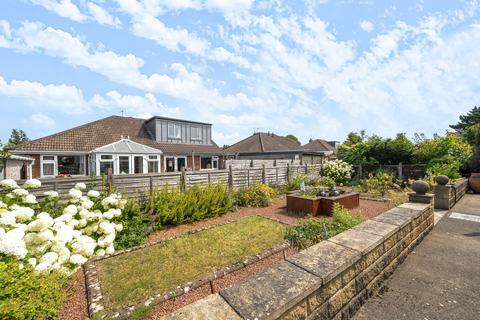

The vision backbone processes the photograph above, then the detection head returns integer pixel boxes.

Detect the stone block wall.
[434,178,468,210]
[162,200,434,320]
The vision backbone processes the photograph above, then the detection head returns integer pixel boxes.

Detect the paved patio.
[354,194,480,320]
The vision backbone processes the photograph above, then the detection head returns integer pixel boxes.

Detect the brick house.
[224,132,335,164]
[10,116,224,179]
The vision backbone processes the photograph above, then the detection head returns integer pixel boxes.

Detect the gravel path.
[59,197,391,319]
[58,269,89,320]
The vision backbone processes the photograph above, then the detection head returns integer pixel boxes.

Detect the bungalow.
[10,116,224,179]
[224,132,335,164]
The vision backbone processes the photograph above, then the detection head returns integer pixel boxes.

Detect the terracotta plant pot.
[469,173,480,193]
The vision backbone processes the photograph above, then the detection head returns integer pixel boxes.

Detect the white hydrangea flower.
[87,190,100,198]
[99,221,115,235]
[63,204,78,216]
[24,194,37,204]
[35,262,51,272]
[0,179,19,190]
[0,229,27,259]
[27,212,53,232]
[115,224,123,232]
[74,183,87,190]
[23,179,42,189]
[13,207,35,222]
[105,245,115,255]
[28,257,37,267]
[80,198,94,209]
[102,210,114,220]
[44,191,59,199]
[70,254,87,265]
[95,248,106,257]
[69,188,82,199]
[0,200,7,209]
[12,188,29,197]
[40,251,59,265]
[0,211,17,226]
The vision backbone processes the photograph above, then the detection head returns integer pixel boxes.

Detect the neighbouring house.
[0,155,35,180]
[302,139,337,163]
[10,116,224,179]
[224,132,334,164]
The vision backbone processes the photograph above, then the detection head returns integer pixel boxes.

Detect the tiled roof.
[302,139,336,152]
[14,116,223,155]
[224,132,303,155]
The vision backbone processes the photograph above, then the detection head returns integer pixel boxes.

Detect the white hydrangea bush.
[320,160,354,184]
[0,179,126,274]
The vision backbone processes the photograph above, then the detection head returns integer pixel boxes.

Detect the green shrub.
[284,217,327,249]
[114,196,148,250]
[0,260,67,319]
[425,161,462,180]
[366,170,396,197]
[235,183,275,207]
[329,203,363,236]
[284,204,363,249]
[147,184,234,228]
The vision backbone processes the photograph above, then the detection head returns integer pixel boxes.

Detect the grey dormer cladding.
[145,116,212,145]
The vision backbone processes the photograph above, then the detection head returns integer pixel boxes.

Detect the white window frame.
[98,154,114,176]
[40,155,57,177]
[168,123,182,139]
[200,156,219,171]
[191,126,202,140]
[117,154,132,175]
[147,155,159,173]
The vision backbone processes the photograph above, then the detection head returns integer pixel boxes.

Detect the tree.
[6,129,29,150]
[285,134,301,145]
[222,144,230,149]
[450,106,480,133]
[0,140,10,160]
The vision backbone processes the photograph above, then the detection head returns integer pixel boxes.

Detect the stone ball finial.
[435,175,449,186]
[412,180,429,195]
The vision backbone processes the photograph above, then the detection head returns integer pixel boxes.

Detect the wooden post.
[287,163,291,184]
[228,165,233,190]
[149,175,153,193]
[358,163,363,179]
[398,162,403,180]
[247,169,250,187]
[276,167,279,185]
[180,167,186,192]
[262,164,266,184]
[207,172,211,184]
[304,163,308,174]
[107,167,114,193]
[53,181,58,192]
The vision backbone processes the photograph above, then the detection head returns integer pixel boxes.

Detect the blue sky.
[0,0,479,147]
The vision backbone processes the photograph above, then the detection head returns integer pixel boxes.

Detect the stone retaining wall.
[163,199,434,320]
[434,178,468,210]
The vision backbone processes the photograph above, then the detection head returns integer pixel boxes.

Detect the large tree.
[285,134,301,145]
[450,106,480,133]
[5,129,29,150]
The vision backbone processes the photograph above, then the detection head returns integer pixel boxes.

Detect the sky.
[0,0,479,147]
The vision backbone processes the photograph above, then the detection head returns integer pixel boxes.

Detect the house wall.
[31,155,40,178]
[5,159,32,180]
[147,118,212,145]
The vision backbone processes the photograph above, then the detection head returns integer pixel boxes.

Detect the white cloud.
[31,0,87,22]
[0,74,181,118]
[29,113,55,129]
[0,75,89,114]
[359,20,374,32]
[87,2,122,27]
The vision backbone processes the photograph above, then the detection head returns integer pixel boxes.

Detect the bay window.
[57,155,85,176]
[147,155,159,173]
[99,155,114,175]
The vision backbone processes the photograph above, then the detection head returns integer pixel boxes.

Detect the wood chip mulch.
[58,196,391,319]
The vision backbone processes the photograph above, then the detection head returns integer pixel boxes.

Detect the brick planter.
[287,192,360,216]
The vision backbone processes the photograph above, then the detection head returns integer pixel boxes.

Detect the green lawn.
[95,216,287,313]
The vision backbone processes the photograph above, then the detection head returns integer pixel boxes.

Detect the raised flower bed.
[287,190,359,216]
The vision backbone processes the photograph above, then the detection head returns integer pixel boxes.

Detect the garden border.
[84,214,291,319]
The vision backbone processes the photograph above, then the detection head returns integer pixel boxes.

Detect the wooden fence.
[23,164,321,198]
[354,163,427,180]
